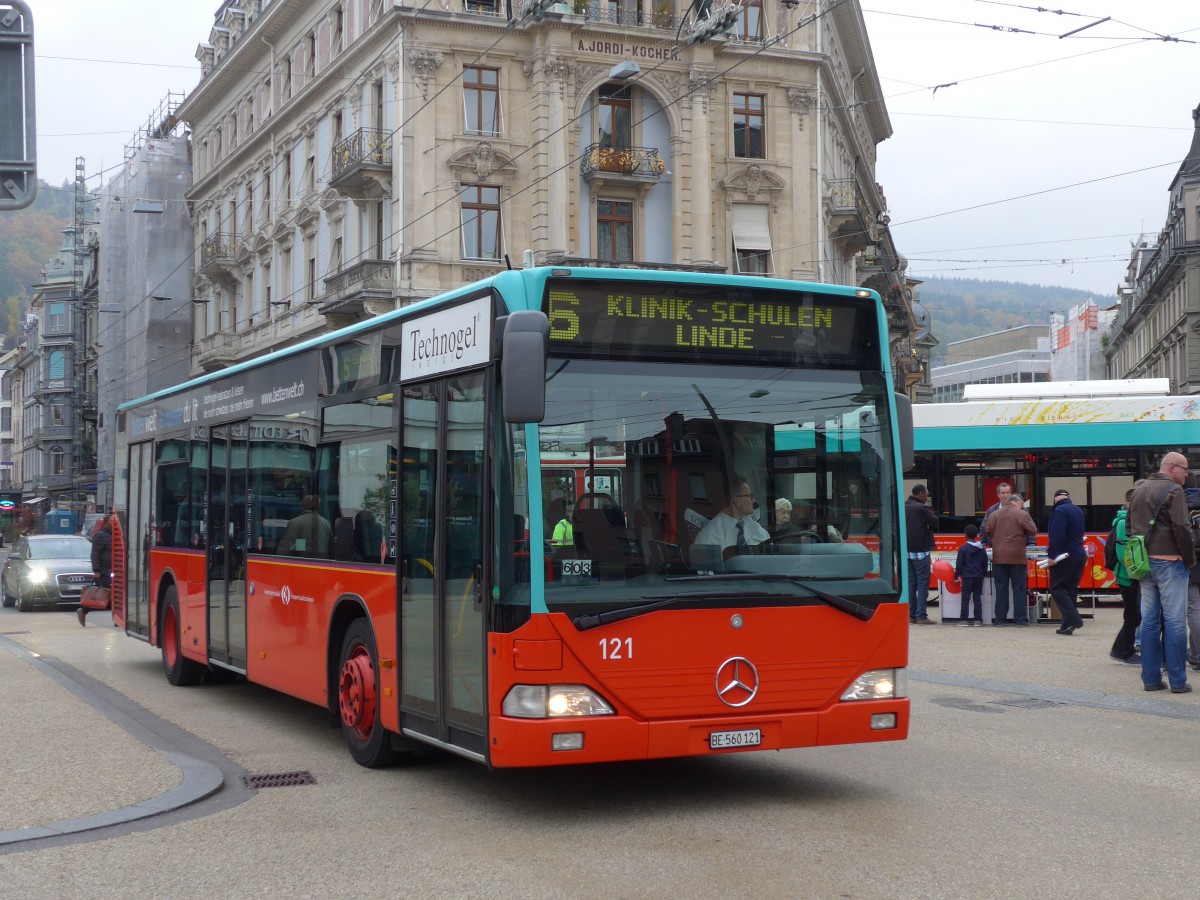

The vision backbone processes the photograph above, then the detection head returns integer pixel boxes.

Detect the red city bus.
[113,267,912,768]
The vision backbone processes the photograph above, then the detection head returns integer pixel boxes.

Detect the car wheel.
[1,579,13,608]
[16,584,32,612]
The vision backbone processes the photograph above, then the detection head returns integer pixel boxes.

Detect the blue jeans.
[908,554,932,620]
[1140,559,1189,689]
[993,563,1027,624]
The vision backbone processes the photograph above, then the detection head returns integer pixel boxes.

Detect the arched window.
[50,445,66,476]
[596,83,632,148]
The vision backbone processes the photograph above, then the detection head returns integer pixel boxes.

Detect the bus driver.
[694,474,769,558]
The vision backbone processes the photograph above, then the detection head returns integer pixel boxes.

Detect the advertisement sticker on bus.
[401,297,491,381]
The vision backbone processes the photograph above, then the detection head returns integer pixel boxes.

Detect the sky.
[26,0,1200,297]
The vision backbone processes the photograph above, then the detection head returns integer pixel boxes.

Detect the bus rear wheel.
[338,619,399,768]
[162,586,204,686]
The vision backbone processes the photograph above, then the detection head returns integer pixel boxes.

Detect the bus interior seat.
[573,508,641,565]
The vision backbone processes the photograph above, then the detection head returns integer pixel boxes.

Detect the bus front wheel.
[162,586,204,686]
[338,619,399,768]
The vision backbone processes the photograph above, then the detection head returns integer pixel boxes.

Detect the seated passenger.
[788,504,844,542]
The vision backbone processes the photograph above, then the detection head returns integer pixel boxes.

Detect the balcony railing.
[332,128,392,176]
[544,254,725,274]
[826,178,873,250]
[199,233,239,285]
[330,129,393,200]
[580,143,667,181]
[200,233,235,269]
[196,331,238,372]
[321,259,395,323]
[574,1,681,29]
[462,0,505,15]
[324,259,393,297]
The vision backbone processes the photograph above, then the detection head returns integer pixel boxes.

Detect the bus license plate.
[709,728,761,750]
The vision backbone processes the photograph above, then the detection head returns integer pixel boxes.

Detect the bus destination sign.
[542,279,872,365]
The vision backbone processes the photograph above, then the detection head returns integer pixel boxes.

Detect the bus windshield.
[531,358,900,619]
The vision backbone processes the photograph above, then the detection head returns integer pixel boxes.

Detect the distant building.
[96,101,193,510]
[176,0,919,372]
[1049,299,1114,382]
[931,324,1050,403]
[12,223,100,520]
[1104,101,1200,394]
[0,347,17,491]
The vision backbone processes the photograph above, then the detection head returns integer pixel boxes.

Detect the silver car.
[1,535,95,612]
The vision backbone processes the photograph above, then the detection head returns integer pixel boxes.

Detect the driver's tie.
[736,521,749,552]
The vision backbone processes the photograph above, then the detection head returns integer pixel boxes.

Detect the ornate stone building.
[178,0,913,371]
[1105,102,1200,393]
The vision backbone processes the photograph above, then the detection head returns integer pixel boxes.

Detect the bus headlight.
[26,566,49,585]
[841,668,907,701]
[502,684,615,718]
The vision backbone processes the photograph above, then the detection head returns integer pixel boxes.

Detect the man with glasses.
[694,474,769,558]
[1128,452,1196,693]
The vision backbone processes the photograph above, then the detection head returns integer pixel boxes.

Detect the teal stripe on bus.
[915,420,1200,452]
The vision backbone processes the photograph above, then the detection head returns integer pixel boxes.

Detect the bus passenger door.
[207,422,249,671]
[125,440,153,638]
[399,374,487,758]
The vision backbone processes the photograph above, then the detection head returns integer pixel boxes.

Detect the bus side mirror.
[894,392,914,472]
[502,310,549,423]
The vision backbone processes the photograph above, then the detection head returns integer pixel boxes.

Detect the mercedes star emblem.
[715,656,759,707]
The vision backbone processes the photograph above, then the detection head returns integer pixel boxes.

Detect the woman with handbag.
[78,514,113,627]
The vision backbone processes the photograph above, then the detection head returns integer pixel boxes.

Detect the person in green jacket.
[551,501,575,547]
[1109,482,1143,664]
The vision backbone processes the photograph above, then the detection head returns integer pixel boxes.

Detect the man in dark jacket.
[1046,489,1087,635]
[1128,452,1195,693]
[905,484,938,624]
[80,514,113,627]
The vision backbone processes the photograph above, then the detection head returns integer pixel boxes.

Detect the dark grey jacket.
[1128,474,1195,568]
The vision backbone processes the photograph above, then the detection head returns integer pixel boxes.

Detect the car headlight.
[26,566,49,585]
[841,668,907,701]
[502,684,615,718]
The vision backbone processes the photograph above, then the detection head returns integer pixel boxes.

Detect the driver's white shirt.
[694,511,770,550]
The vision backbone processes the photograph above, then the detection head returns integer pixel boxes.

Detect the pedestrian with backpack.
[1127,453,1195,693]
[1108,482,1143,664]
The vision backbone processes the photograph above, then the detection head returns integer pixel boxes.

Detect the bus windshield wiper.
[572,591,779,631]
[664,574,875,621]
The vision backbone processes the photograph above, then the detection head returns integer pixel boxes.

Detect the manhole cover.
[242,771,317,789]
[992,697,1065,710]
[930,696,1004,713]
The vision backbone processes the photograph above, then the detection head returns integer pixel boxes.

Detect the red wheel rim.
[164,605,179,667]
[339,646,377,741]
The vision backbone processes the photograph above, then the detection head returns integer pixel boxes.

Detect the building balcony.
[573,1,681,30]
[543,254,725,274]
[826,179,874,251]
[330,129,392,200]
[580,144,666,185]
[321,259,395,326]
[461,0,505,16]
[198,233,240,287]
[196,331,238,372]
